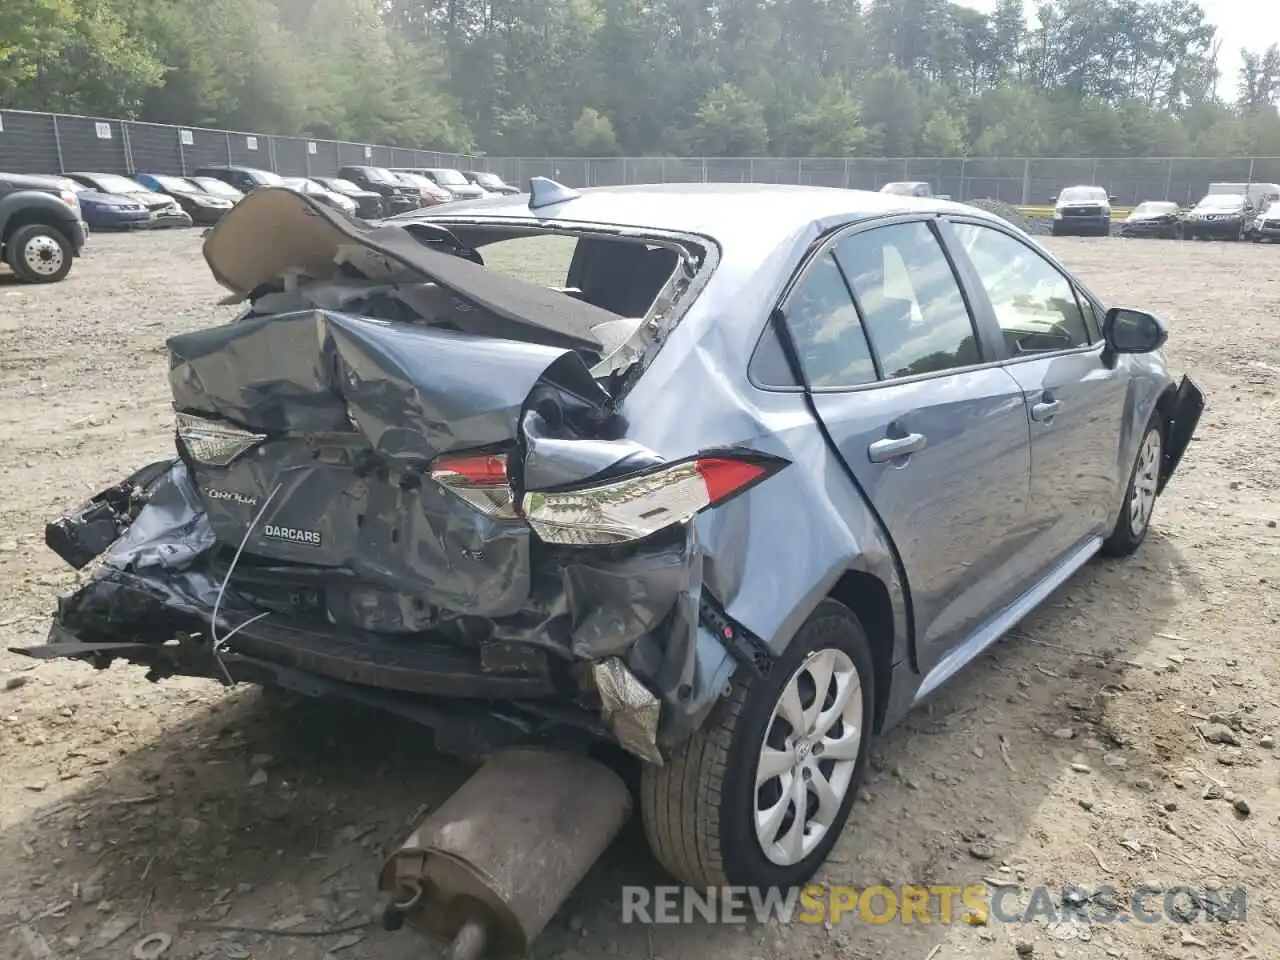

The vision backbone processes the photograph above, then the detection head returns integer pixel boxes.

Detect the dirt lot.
[1,229,1278,960]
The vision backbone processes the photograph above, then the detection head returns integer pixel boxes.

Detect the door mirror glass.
[1103,308,1167,354]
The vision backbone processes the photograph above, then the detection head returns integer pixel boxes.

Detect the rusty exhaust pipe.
[378,748,632,960]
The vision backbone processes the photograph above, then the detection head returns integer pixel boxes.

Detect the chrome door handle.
[1030,400,1061,422]
[868,433,927,463]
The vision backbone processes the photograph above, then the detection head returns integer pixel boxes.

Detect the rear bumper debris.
[16,459,737,760]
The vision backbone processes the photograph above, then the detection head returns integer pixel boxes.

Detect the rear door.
[775,217,1037,674]
[943,217,1128,572]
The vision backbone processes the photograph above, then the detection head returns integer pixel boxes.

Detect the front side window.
[951,222,1091,356]
[833,221,980,379]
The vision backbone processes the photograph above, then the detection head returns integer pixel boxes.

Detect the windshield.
[360,167,398,184]
[430,169,469,186]
[322,178,361,194]
[249,170,284,186]
[1197,195,1244,211]
[280,177,320,193]
[1132,202,1177,216]
[90,173,147,194]
[879,182,920,196]
[151,175,200,194]
[473,173,505,188]
[1058,187,1107,204]
[191,178,242,197]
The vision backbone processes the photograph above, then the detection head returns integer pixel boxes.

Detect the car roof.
[3,173,67,188]
[402,182,978,240]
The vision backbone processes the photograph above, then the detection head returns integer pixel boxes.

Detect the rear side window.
[833,222,980,379]
[773,252,877,388]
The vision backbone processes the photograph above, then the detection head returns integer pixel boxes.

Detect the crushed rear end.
[16,188,782,763]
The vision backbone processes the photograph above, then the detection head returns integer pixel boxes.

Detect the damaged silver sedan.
[18,180,1204,890]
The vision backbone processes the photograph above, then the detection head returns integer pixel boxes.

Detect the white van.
[1207,182,1280,210]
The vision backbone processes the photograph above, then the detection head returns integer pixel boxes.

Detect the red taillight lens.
[430,453,514,516]
[522,452,786,546]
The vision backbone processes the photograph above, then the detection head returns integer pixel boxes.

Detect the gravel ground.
[2,229,1278,960]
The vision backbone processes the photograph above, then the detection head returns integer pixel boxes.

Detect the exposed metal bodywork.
[19,183,1203,764]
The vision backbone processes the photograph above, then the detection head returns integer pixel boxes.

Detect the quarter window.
[951,222,1092,355]
[833,221,980,379]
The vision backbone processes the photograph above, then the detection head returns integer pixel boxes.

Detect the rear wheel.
[4,223,72,283]
[1101,418,1164,557]
[641,600,874,889]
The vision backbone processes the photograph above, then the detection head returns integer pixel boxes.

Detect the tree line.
[3,0,1280,158]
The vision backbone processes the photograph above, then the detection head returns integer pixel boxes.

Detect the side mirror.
[1049,195,1058,203]
[1103,308,1168,355]
[1109,195,1119,204]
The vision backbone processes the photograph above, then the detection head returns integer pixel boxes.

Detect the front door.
[945,218,1129,571]
[778,218,1037,673]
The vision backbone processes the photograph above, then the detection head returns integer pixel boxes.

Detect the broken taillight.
[430,452,515,516]
[521,452,788,546]
[175,412,267,466]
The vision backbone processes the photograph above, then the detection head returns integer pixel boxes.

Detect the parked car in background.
[0,172,87,282]
[279,177,359,216]
[404,167,489,200]
[336,166,420,214]
[56,176,150,231]
[27,182,1203,892]
[311,177,384,218]
[392,171,454,208]
[879,181,933,198]
[1118,201,1183,239]
[134,173,235,225]
[1251,200,1280,242]
[1051,185,1115,236]
[186,177,246,204]
[65,172,192,228]
[1184,193,1255,241]
[463,171,520,195]
[190,165,286,197]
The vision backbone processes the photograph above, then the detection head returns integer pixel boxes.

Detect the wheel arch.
[827,569,901,734]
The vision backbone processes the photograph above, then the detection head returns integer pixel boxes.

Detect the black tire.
[641,599,875,889]
[4,222,73,283]
[1101,416,1165,558]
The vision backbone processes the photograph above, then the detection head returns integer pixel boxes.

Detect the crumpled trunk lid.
[168,307,614,626]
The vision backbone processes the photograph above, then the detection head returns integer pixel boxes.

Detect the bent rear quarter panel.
[619,218,912,672]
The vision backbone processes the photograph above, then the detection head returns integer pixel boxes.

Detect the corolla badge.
[205,488,259,507]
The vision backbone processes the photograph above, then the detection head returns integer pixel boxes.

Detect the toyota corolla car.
[18,181,1203,892]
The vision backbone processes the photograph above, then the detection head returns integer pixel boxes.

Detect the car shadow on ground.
[0,532,1199,960]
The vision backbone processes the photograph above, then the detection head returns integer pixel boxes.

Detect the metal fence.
[0,109,478,181]
[4,108,1280,207]
[478,156,1280,206]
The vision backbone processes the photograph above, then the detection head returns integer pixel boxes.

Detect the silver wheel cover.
[1129,428,1162,536]
[23,234,64,277]
[754,647,863,866]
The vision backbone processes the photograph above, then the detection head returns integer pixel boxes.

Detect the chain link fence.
[0,109,479,180]
[4,108,1280,207]
[477,156,1280,206]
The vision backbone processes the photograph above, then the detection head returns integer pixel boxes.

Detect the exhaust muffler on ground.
[377,748,633,960]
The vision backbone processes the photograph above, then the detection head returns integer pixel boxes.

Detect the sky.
[952,0,1280,99]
